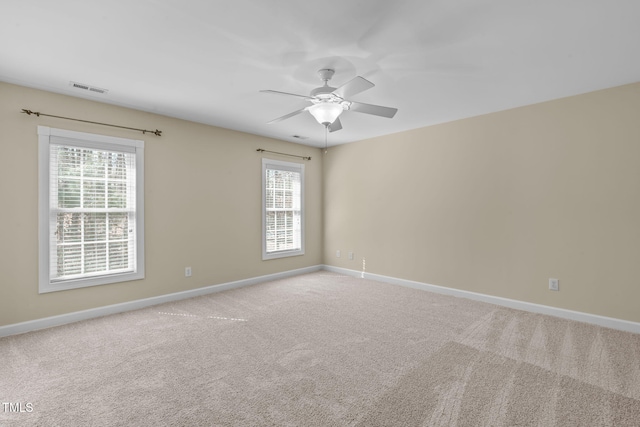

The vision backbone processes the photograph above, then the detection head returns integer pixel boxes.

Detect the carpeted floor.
[1,271,640,426]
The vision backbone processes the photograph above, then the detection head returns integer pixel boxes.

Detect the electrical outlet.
[549,278,559,291]
[348,251,354,260]
[185,267,192,277]
[336,250,341,258]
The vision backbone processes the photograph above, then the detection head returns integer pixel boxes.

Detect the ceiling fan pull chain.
[324,124,328,154]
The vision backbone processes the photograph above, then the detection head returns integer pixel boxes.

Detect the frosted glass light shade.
[308,103,343,125]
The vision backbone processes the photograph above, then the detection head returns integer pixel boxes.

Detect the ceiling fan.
[260,69,398,132]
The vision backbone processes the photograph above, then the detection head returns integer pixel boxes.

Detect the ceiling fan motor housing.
[310,86,337,98]
[311,68,350,110]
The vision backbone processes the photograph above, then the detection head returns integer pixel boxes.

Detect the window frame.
[261,158,305,260]
[38,126,145,293]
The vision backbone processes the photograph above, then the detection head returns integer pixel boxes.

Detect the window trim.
[38,126,145,293]
[261,158,305,260]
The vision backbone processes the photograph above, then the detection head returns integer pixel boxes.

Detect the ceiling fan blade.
[260,90,312,101]
[332,76,374,99]
[349,101,398,118]
[267,108,308,124]
[328,117,342,132]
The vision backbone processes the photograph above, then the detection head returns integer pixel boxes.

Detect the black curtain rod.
[21,109,162,136]
[256,148,311,161]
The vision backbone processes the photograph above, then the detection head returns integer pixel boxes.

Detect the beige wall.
[0,82,323,326]
[324,82,640,323]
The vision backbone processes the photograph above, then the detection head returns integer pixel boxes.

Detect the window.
[262,158,304,260]
[38,126,144,293]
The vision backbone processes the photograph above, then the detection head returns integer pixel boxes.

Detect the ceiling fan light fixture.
[308,102,344,125]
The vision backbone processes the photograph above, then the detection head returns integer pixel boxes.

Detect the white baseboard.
[0,265,323,338]
[323,265,640,335]
[4,264,638,338]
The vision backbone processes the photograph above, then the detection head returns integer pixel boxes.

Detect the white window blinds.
[39,126,144,292]
[262,159,304,259]
[50,143,137,280]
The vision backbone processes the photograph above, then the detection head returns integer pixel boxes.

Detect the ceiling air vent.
[69,81,108,95]
[292,135,308,140]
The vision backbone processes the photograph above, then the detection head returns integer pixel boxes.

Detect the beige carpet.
[1,271,640,426]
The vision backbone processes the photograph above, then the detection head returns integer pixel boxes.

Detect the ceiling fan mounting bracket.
[317,68,335,83]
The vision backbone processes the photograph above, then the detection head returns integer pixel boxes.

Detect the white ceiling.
[2,0,640,147]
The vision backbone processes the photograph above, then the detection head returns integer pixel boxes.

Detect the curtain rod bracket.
[21,109,162,136]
